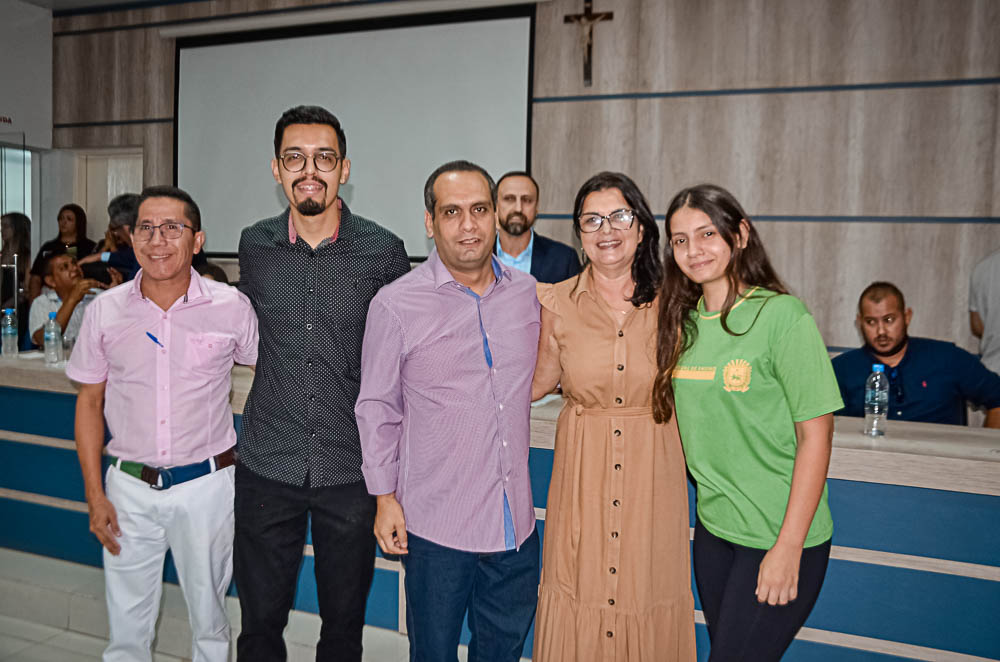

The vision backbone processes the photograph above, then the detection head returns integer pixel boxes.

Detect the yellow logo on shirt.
[723,359,752,392]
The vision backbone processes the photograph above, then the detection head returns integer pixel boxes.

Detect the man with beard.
[235,105,411,660]
[832,281,1000,427]
[494,171,580,283]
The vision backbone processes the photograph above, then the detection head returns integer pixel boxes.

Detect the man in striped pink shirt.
[68,186,258,662]
[357,161,541,662]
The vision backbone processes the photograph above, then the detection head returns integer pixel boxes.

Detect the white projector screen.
[176,12,531,256]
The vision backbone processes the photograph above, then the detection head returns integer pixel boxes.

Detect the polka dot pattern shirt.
[237,204,411,487]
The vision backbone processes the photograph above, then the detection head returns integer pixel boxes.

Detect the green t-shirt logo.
[723,358,752,392]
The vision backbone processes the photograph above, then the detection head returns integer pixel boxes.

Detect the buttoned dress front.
[533,272,695,662]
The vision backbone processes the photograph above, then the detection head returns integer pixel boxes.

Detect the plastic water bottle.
[864,364,889,436]
[1,308,17,358]
[43,312,64,366]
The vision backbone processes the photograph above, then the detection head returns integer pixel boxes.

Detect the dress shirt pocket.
[185,332,235,374]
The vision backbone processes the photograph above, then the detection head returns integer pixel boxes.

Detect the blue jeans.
[402,528,540,662]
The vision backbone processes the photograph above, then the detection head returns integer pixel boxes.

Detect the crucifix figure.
[564,0,614,87]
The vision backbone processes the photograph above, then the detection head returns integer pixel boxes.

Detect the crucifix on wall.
[563,0,614,87]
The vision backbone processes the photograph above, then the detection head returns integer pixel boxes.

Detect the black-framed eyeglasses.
[133,222,195,242]
[278,151,341,173]
[578,208,635,233]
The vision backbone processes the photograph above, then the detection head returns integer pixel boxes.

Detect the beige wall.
[52,0,1000,351]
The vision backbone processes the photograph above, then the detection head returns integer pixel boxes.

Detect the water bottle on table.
[43,312,64,366]
[864,363,889,436]
[1,308,17,358]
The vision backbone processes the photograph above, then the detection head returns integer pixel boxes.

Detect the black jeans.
[234,462,376,662]
[693,518,831,662]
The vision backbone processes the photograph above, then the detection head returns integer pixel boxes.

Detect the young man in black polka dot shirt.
[234,105,411,661]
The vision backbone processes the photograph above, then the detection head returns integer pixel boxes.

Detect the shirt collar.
[568,264,594,303]
[128,267,210,305]
[495,229,534,261]
[287,197,344,245]
[427,247,510,290]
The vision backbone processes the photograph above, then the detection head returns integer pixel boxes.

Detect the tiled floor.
[0,613,412,661]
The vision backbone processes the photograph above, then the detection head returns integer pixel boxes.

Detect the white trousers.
[103,464,235,662]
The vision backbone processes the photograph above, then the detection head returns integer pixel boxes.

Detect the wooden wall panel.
[535,85,999,217]
[536,0,1000,96]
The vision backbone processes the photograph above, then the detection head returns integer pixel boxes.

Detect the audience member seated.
[195,261,230,285]
[970,248,1000,375]
[28,204,97,300]
[832,281,1000,428]
[28,252,119,347]
[78,193,140,282]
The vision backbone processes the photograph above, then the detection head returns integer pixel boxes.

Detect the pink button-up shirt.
[66,268,258,466]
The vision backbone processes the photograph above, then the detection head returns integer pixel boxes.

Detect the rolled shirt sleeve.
[356,297,407,496]
[65,303,108,384]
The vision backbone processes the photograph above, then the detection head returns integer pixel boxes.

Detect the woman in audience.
[531,172,695,661]
[28,204,96,300]
[1,212,33,345]
[653,184,841,661]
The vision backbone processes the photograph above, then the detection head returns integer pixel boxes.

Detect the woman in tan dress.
[532,172,695,661]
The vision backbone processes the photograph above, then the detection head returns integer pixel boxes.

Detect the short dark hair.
[136,185,202,232]
[423,160,497,216]
[273,105,347,158]
[859,281,906,313]
[496,170,539,197]
[37,248,70,278]
[107,193,140,229]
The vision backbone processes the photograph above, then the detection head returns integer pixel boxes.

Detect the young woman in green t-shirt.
[652,184,842,660]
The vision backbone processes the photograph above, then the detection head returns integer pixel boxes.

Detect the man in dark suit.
[494,171,581,283]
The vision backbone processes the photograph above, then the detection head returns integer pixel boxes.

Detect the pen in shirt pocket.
[146,332,164,348]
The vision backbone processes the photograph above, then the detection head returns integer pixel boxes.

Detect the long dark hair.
[652,184,787,423]
[56,203,88,245]
[572,172,661,307]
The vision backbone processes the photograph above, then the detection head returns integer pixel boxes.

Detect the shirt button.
[896,411,902,415]
[614,429,621,437]
[161,349,166,355]
[498,403,504,411]
[617,364,624,371]
[617,330,623,337]
[306,360,313,367]
[308,288,314,294]
[161,451,166,456]
[609,567,616,574]
[160,419,165,424]
[306,323,313,330]
[612,499,620,507]
[615,397,622,404]
[162,314,167,320]
[502,440,508,447]
[310,430,317,438]
[615,463,621,470]
[611,531,619,538]
[505,476,509,482]
[606,631,613,638]
[608,598,615,606]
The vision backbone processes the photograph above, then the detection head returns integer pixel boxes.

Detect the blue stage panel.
[827,479,999,566]
[0,387,76,439]
[0,498,102,567]
[0,439,86,501]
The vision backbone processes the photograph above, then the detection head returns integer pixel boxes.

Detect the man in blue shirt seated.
[832,281,1000,428]
[494,171,581,283]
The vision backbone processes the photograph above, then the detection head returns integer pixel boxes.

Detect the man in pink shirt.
[68,185,258,662]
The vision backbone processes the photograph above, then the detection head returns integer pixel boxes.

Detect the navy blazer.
[499,232,580,284]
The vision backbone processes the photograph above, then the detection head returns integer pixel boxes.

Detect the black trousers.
[233,462,377,662]
[693,518,831,661]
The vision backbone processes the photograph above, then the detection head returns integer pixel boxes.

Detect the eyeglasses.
[278,151,341,173]
[133,222,195,242]
[578,208,635,233]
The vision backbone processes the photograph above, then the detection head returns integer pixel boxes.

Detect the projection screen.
[176,10,532,256]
